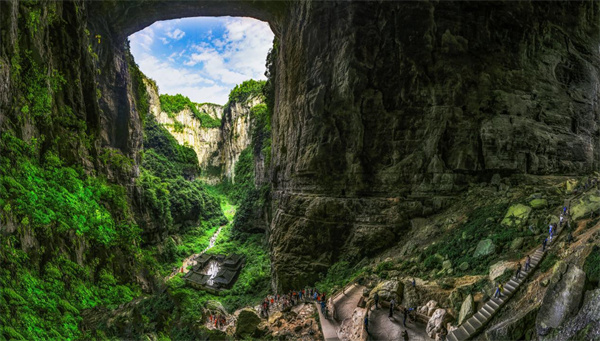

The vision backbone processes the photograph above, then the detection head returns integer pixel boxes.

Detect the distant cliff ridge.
[145,81,264,183]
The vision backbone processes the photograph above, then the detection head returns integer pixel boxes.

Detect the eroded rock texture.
[268,1,600,289]
[3,0,599,291]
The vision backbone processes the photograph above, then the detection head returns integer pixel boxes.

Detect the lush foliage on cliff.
[159,94,221,128]
[227,79,266,104]
[0,133,143,340]
[140,114,226,232]
[143,114,199,178]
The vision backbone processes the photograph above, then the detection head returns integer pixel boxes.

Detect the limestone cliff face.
[267,1,600,289]
[4,0,600,292]
[144,79,260,182]
[221,96,263,181]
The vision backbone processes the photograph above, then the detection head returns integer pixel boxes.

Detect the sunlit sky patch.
[129,17,274,105]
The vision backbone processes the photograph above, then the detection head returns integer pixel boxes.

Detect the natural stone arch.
[4,0,599,292]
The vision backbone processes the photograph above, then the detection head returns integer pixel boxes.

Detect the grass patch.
[315,261,365,295]
[416,203,539,278]
[538,252,559,273]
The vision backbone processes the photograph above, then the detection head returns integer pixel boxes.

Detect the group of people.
[208,314,227,330]
[366,283,418,340]
[259,288,329,318]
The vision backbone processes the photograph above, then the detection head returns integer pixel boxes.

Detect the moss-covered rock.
[474,239,496,258]
[458,294,475,325]
[570,194,600,221]
[501,204,532,228]
[530,198,548,209]
[369,280,403,303]
[235,308,261,338]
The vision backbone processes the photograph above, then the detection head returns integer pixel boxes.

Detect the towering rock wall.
[3,0,599,292]
[268,1,600,289]
[221,96,264,180]
[144,80,262,183]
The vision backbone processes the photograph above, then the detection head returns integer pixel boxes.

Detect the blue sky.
[129,17,274,105]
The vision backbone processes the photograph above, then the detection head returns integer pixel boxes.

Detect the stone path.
[367,308,431,341]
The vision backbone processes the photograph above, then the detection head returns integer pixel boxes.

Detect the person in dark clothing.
[364,314,369,333]
[542,238,547,252]
[525,255,531,271]
[403,307,408,327]
[515,262,522,279]
[389,299,396,318]
[374,292,380,309]
[401,329,409,341]
[412,278,416,287]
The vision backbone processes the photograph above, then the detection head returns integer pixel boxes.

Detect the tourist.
[543,238,547,251]
[563,206,567,215]
[567,231,574,245]
[364,314,369,333]
[402,329,409,341]
[320,299,326,314]
[515,262,522,279]
[403,307,408,327]
[374,292,380,309]
[525,255,531,271]
[493,284,501,299]
[389,298,396,318]
[412,278,416,287]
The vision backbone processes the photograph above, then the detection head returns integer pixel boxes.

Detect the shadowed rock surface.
[2,0,600,292]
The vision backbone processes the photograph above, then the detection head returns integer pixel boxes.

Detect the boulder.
[489,261,517,282]
[457,294,475,326]
[536,264,586,336]
[566,179,578,194]
[235,308,261,338]
[474,239,496,258]
[510,237,524,250]
[426,308,447,338]
[442,260,452,271]
[459,262,469,271]
[570,193,600,220]
[402,284,420,308]
[529,198,547,209]
[418,300,439,317]
[501,204,532,228]
[541,288,600,341]
[369,280,403,303]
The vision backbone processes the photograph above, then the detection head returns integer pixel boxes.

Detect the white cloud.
[129,17,273,104]
[166,28,185,40]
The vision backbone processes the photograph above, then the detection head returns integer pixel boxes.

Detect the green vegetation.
[583,245,600,288]
[143,114,199,179]
[126,45,152,122]
[315,261,365,294]
[0,133,144,340]
[227,79,266,104]
[159,93,222,128]
[538,252,559,273]
[18,50,66,126]
[410,204,539,278]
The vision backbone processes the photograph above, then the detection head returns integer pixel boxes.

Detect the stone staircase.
[447,247,546,341]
